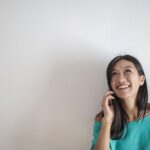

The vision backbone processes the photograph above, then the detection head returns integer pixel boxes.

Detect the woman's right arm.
[94,121,112,150]
[94,91,115,150]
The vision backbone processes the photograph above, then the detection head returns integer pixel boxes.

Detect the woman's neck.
[121,99,138,122]
[126,108,138,122]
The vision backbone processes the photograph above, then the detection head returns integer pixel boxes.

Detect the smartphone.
[109,92,118,107]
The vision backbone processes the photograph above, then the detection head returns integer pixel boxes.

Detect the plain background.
[1,0,150,150]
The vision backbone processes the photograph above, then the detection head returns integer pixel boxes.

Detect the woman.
[91,55,150,150]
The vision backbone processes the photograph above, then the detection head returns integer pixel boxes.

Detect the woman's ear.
[140,75,145,86]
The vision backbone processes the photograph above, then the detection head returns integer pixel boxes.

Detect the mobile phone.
[109,92,117,106]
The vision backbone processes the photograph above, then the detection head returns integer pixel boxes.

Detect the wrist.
[102,118,113,126]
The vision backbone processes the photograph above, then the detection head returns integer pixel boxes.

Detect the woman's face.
[110,59,145,101]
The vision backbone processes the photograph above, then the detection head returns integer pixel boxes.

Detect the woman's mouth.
[117,84,130,90]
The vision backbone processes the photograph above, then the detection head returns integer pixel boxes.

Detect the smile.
[117,84,130,89]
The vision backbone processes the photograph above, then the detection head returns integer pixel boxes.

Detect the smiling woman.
[91,55,150,150]
[111,59,145,103]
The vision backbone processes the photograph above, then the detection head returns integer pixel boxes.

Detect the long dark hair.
[96,54,149,139]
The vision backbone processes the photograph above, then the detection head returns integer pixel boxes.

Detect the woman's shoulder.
[95,111,103,122]
[146,103,150,115]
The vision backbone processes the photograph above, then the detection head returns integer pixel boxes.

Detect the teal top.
[91,114,150,150]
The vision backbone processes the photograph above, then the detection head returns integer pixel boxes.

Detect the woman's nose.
[118,74,126,83]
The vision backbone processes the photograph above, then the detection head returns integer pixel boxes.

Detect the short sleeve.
[90,121,102,150]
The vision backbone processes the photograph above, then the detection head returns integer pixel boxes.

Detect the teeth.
[118,85,129,89]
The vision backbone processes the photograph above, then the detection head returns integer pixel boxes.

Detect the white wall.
[0,1,150,150]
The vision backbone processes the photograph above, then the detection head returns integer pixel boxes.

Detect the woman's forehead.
[112,59,135,71]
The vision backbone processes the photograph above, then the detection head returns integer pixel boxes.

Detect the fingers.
[105,91,114,96]
[101,91,115,109]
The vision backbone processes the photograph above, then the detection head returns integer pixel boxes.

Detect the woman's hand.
[101,91,115,125]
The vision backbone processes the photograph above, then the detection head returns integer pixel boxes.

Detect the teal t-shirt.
[91,114,150,150]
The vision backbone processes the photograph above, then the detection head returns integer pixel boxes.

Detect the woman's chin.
[116,93,131,100]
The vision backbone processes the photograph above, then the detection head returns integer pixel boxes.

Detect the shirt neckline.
[127,113,150,125]
[95,113,150,125]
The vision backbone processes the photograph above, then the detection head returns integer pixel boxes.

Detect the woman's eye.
[125,69,131,73]
[111,72,117,76]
